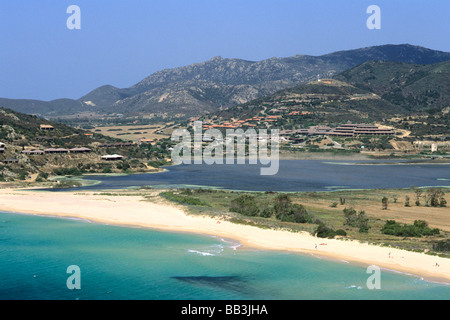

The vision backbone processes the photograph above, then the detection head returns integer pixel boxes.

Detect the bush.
[381,220,439,237]
[148,160,168,168]
[315,225,346,238]
[53,167,83,176]
[277,203,311,223]
[102,167,112,174]
[161,191,208,206]
[335,229,347,236]
[230,194,260,217]
[315,224,336,238]
[259,205,273,218]
[433,239,450,252]
[273,194,311,223]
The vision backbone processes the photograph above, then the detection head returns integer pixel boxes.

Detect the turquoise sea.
[1,211,449,300]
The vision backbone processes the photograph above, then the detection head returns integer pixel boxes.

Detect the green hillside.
[335,60,450,112]
[214,79,405,125]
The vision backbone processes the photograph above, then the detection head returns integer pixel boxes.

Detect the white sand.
[0,188,449,283]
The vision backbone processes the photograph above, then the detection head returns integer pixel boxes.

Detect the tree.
[356,211,370,233]
[273,194,291,214]
[404,195,410,207]
[273,194,311,223]
[343,207,357,226]
[343,208,370,233]
[414,188,423,206]
[382,197,388,210]
[426,188,446,208]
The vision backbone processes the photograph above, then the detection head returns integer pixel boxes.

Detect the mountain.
[1,44,450,119]
[211,59,450,125]
[334,60,450,112]
[0,98,89,118]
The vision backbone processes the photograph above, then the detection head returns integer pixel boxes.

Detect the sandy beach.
[0,187,449,284]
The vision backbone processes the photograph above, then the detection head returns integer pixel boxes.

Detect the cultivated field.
[92,123,175,142]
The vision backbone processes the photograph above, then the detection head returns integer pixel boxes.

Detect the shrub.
[230,194,260,217]
[381,220,439,237]
[433,239,450,252]
[38,172,49,180]
[273,194,311,223]
[102,167,112,174]
[259,205,273,218]
[148,160,168,168]
[279,203,311,223]
[330,202,338,208]
[315,224,336,239]
[161,191,208,206]
[53,167,83,176]
[315,225,346,238]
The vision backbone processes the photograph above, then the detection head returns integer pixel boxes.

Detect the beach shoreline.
[0,187,449,285]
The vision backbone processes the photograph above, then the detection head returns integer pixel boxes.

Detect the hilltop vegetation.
[214,79,404,123]
[335,60,450,113]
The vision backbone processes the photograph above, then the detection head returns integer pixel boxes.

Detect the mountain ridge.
[211,59,450,125]
[1,44,449,119]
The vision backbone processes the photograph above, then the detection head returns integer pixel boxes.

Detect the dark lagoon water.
[72,160,450,192]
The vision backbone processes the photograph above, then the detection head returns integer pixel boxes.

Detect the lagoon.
[74,160,450,192]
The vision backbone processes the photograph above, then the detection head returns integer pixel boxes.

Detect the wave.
[346,285,363,290]
[188,249,215,256]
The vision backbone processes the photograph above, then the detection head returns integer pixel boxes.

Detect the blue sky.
[0,0,449,101]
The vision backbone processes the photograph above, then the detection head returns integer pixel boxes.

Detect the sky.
[0,0,449,101]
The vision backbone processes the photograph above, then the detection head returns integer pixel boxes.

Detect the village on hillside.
[187,111,448,156]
